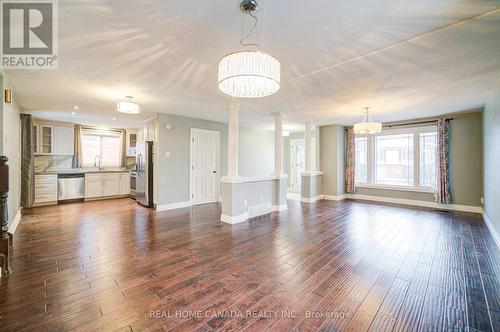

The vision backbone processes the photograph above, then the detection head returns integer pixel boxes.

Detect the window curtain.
[20,114,35,208]
[121,130,126,168]
[72,125,82,168]
[345,127,356,193]
[435,118,451,204]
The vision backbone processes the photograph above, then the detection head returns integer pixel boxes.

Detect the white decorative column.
[274,113,283,175]
[227,101,240,178]
[305,122,313,173]
[301,122,323,203]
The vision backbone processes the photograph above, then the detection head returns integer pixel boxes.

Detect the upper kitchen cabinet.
[33,124,39,155]
[34,120,74,155]
[126,129,138,157]
[40,125,54,155]
[54,126,74,155]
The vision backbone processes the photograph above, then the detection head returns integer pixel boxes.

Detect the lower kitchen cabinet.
[85,172,130,199]
[34,174,58,205]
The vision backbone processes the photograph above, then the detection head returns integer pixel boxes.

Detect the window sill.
[355,184,434,194]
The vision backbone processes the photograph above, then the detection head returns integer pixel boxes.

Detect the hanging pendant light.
[218,0,281,98]
[117,96,140,114]
[354,107,382,134]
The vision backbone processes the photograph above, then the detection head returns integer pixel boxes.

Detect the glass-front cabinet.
[126,129,138,157]
[40,125,54,155]
[33,124,39,155]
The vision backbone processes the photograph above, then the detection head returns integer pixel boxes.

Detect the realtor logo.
[1,0,58,69]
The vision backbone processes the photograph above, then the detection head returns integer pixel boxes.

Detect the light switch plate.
[165,152,171,157]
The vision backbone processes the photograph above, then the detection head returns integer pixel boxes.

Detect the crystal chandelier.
[218,0,281,98]
[117,96,140,114]
[354,107,382,134]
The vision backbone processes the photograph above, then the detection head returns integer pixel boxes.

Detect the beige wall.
[483,81,500,237]
[320,125,344,196]
[239,126,275,177]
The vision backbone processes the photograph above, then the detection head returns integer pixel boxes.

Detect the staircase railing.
[0,156,12,276]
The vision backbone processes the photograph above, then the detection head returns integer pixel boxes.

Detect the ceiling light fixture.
[117,96,140,114]
[71,111,76,115]
[282,131,290,137]
[218,0,280,98]
[354,107,382,134]
[73,106,79,110]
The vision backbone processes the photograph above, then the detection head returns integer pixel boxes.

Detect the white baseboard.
[8,208,22,234]
[321,193,483,213]
[482,211,500,251]
[272,204,288,212]
[321,194,346,201]
[221,212,249,225]
[156,201,192,212]
[221,203,288,225]
[301,195,322,203]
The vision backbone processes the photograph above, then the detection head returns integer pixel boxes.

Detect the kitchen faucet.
[94,155,101,168]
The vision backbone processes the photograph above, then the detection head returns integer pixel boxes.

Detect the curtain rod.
[345,117,455,131]
[384,117,454,129]
[79,125,124,133]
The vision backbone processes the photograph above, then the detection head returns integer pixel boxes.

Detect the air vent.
[248,203,271,218]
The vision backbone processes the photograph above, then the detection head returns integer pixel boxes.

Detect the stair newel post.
[0,156,11,276]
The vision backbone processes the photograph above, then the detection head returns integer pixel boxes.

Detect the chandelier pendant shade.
[218,0,280,98]
[117,96,140,114]
[218,51,280,98]
[354,107,382,134]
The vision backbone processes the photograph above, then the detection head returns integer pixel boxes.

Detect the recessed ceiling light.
[73,106,79,110]
[71,111,76,115]
[112,117,117,121]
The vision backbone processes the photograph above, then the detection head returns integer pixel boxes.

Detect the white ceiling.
[5,0,500,129]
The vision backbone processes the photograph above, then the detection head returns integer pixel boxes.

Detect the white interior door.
[191,129,220,205]
[290,140,305,192]
[290,138,316,193]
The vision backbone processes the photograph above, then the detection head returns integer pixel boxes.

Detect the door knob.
[213,171,217,174]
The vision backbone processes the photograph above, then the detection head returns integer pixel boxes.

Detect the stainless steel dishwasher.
[58,173,85,202]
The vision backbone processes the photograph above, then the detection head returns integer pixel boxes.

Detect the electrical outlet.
[481,197,484,204]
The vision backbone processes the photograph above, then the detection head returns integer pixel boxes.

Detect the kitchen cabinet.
[120,173,130,195]
[54,126,74,155]
[85,179,102,198]
[34,121,74,156]
[40,125,54,154]
[34,174,58,205]
[126,129,138,157]
[85,172,130,199]
[33,124,39,155]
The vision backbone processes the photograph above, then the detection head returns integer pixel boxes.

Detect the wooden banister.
[0,156,11,276]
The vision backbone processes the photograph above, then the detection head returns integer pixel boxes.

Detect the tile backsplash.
[34,155,137,172]
[35,155,73,172]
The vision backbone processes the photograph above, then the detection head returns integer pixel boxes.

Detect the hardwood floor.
[0,198,498,331]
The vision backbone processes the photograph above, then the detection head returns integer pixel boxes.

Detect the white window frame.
[355,126,437,193]
[81,129,123,168]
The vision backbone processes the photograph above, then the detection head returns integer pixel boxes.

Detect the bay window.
[355,126,437,191]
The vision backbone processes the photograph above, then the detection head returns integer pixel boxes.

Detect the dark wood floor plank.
[0,198,498,332]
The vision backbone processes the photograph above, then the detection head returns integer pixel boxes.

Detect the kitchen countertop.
[36,168,131,175]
